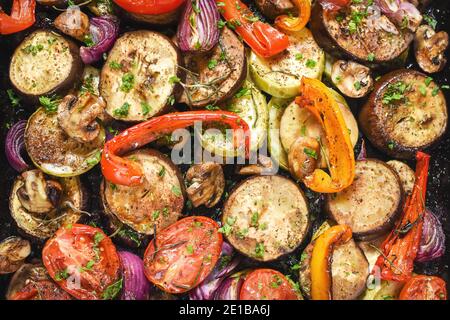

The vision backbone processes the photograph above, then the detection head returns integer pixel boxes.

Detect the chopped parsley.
[113,102,130,118]
[423,14,437,30]
[102,278,123,300]
[85,150,102,166]
[367,53,375,62]
[120,73,135,93]
[55,269,70,281]
[254,243,265,258]
[305,59,317,68]
[39,96,60,113]
[235,87,250,98]
[7,89,21,107]
[186,244,194,255]
[109,61,123,70]
[141,102,151,116]
[22,44,44,56]
[171,185,182,197]
[382,81,410,105]
[304,148,318,159]
[169,75,181,84]
[207,59,218,70]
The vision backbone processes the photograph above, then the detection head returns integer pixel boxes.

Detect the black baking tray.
[0,0,449,299]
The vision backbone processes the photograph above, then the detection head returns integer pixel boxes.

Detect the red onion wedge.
[80,15,119,64]
[376,0,422,32]
[357,139,367,161]
[177,0,220,53]
[118,251,151,300]
[5,120,29,172]
[189,242,240,300]
[416,209,446,262]
[214,270,249,300]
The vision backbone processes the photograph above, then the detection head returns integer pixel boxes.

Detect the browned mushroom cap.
[16,170,63,215]
[57,93,105,144]
[0,237,31,274]
[185,163,225,208]
[288,136,320,181]
[54,7,90,42]
[415,25,449,74]
[237,155,275,175]
[331,60,373,98]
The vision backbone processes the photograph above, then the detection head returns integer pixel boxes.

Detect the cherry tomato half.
[143,216,223,294]
[113,0,185,15]
[42,224,121,300]
[10,280,73,300]
[399,275,447,300]
[240,269,300,300]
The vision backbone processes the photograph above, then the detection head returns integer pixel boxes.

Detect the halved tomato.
[399,275,447,300]
[10,280,73,300]
[143,216,223,294]
[42,224,121,300]
[240,269,300,300]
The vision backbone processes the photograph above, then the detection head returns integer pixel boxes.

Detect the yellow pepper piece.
[275,0,311,32]
[295,77,355,193]
[310,224,352,300]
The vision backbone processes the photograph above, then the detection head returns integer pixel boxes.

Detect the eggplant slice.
[325,159,404,240]
[222,175,310,262]
[9,29,83,103]
[299,239,369,300]
[101,30,182,122]
[9,172,85,240]
[101,149,185,235]
[25,107,105,176]
[0,237,31,274]
[358,69,448,159]
[310,1,413,64]
[178,27,246,108]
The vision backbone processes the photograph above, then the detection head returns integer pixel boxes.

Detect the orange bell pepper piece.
[310,224,352,300]
[275,0,311,32]
[295,77,355,193]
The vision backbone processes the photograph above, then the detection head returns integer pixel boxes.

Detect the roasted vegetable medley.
[0,0,449,301]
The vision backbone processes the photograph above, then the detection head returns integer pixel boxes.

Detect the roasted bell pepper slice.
[374,152,430,282]
[310,224,352,300]
[0,0,35,35]
[101,111,250,186]
[275,0,311,32]
[217,0,289,58]
[112,0,185,15]
[295,77,355,193]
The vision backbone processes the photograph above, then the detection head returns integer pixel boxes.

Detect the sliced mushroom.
[237,154,276,175]
[288,136,320,181]
[185,163,225,208]
[0,237,31,274]
[54,6,90,42]
[415,25,449,74]
[57,92,105,143]
[331,60,373,98]
[16,170,63,215]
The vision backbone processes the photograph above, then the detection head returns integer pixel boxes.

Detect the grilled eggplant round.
[299,239,369,300]
[25,107,105,177]
[386,160,415,196]
[178,27,247,108]
[325,159,404,240]
[310,1,413,65]
[222,175,310,262]
[9,30,83,103]
[358,69,448,159]
[101,30,182,122]
[101,149,185,235]
[9,171,86,240]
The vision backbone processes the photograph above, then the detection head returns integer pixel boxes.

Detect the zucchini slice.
[279,89,358,168]
[178,27,247,108]
[101,149,185,235]
[25,108,105,177]
[268,97,291,171]
[249,28,325,98]
[9,173,85,240]
[101,31,182,122]
[199,80,268,157]
[9,29,83,102]
[222,175,310,262]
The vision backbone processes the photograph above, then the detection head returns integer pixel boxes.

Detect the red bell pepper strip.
[217,0,289,58]
[101,111,250,186]
[0,0,35,35]
[373,151,430,282]
[112,0,186,15]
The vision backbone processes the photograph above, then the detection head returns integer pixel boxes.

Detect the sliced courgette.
[199,80,268,157]
[267,97,291,171]
[249,28,325,98]
[25,107,105,176]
